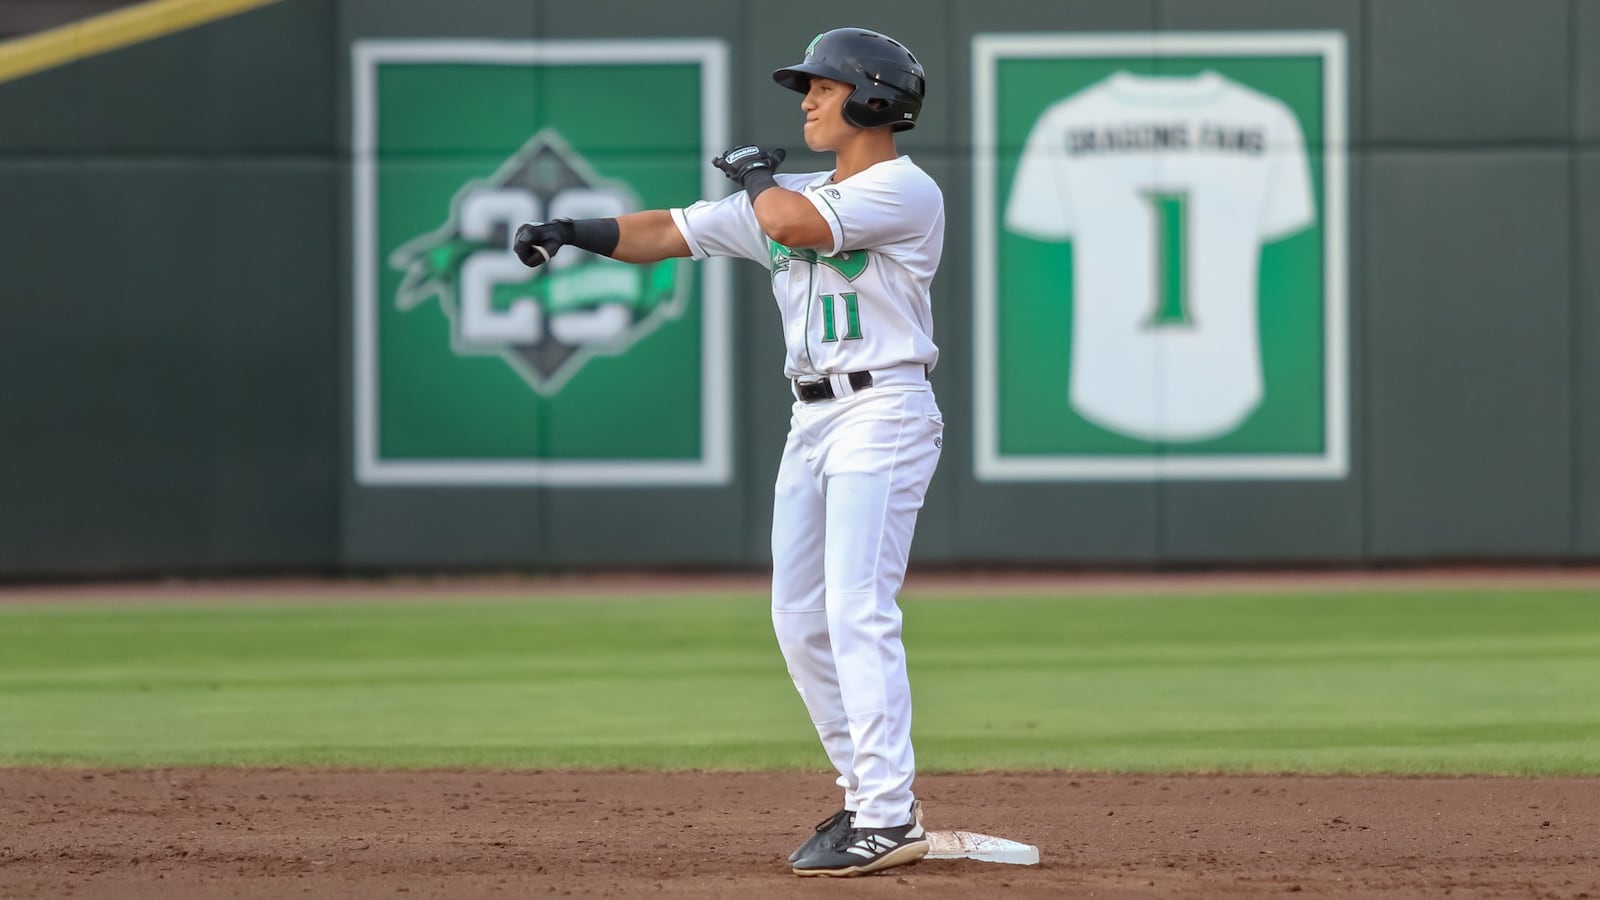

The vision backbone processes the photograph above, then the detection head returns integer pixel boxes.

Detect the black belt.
[794,371,873,402]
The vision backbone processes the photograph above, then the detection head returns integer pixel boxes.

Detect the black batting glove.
[513,219,574,269]
[713,145,786,186]
[714,146,786,203]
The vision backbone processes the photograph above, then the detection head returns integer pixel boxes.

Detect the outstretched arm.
[513,210,689,270]
[612,211,692,263]
[513,142,830,271]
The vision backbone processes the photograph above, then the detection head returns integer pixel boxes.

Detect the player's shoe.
[791,804,928,877]
[788,808,854,863]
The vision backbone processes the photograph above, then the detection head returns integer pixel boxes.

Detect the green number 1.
[820,292,863,342]
[1142,191,1193,328]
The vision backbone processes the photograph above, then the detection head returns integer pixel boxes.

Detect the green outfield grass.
[1,587,1597,774]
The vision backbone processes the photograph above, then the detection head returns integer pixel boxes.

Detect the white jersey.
[671,155,943,380]
[1006,71,1315,441]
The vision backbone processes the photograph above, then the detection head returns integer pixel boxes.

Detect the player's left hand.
[713,145,786,185]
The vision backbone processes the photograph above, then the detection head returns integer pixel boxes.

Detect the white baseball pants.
[769,383,943,830]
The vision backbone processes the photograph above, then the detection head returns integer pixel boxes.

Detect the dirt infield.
[4,569,1598,897]
[3,768,1597,899]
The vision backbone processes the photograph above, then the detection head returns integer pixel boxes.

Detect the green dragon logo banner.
[352,40,731,486]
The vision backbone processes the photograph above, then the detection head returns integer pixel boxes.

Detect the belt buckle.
[795,378,833,402]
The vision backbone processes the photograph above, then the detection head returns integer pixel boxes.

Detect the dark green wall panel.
[337,0,535,40]
[1156,481,1364,563]
[0,0,331,154]
[1366,153,1574,558]
[69,163,221,570]
[339,490,546,569]
[3,165,222,573]
[0,64,84,152]
[1370,0,1569,143]
[948,482,1163,565]
[79,30,215,152]
[1579,0,1600,141]
[0,97,338,576]
[542,488,745,566]
[206,161,340,567]
[951,0,1158,33]
[0,163,89,572]
[9,0,1600,578]
[1158,0,1361,31]
[210,0,336,153]
[1578,152,1600,555]
[533,0,740,38]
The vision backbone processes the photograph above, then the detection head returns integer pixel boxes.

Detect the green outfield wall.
[1,0,1596,578]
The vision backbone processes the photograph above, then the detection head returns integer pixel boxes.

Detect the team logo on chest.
[767,241,871,281]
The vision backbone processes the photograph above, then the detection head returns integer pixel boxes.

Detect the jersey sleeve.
[670,189,768,264]
[802,163,943,256]
[1004,104,1075,240]
[1259,102,1316,241]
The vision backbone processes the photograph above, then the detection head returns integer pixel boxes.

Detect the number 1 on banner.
[1141,190,1193,329]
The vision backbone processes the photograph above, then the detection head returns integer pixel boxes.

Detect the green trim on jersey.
[767,240,871,282]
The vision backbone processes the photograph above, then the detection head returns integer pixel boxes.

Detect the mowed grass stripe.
[0,589,1596,773]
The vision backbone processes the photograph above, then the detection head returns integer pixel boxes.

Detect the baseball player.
[511,27,942,877]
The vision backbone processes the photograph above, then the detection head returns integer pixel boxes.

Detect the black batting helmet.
[772,27,925,132]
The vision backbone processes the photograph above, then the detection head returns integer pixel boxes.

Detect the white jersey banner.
[974,33,1348,481]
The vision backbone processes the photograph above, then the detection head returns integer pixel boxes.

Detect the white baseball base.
[925,830,1041,865]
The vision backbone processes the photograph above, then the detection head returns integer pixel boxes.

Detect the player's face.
[800,76,854,151]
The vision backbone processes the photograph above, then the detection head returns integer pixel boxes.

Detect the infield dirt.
[3,768,1597,899]
[5,569,1600,897]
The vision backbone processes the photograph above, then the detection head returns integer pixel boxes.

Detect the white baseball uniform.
[671,155,944,829]
[1006,71,1315,441]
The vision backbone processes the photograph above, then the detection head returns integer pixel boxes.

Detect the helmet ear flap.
[843,80,920,132]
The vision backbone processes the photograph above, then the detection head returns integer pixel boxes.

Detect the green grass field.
[1,587,1597,774]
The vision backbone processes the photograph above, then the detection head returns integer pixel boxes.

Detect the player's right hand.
[513,220,572,269]
[713,145,787,185]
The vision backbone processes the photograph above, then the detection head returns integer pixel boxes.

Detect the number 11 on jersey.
[820,292,864,342]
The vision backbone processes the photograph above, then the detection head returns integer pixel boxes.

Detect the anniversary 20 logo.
[973,33,1349,481]
[352,40,731,486]
[390,131,683,396]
